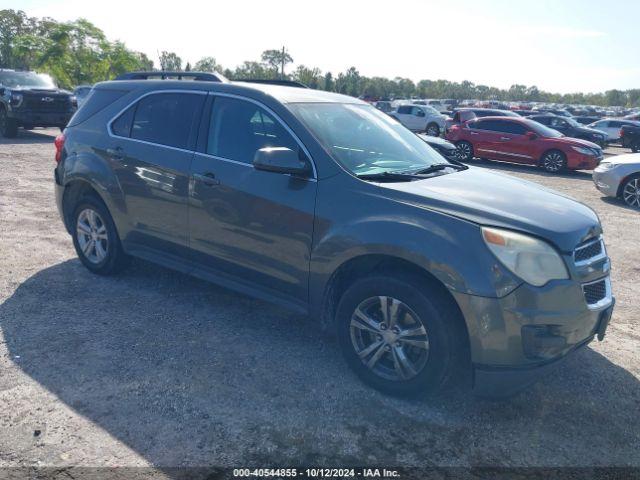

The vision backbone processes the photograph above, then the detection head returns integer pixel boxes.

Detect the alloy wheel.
[350,296,430,381]
[622,178,640,208]
[543,152,565,172]
[76,208,109,264]
[456,142,472,160]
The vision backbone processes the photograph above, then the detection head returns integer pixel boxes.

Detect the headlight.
[482,227,569,287]
[9,92,23,107]
[571,146,596,155]
[596,162,616,171]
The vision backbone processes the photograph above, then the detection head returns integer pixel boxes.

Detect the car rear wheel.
[336,274,459,396]
[455,141,473,161]
[0,108,18,138]
[541,150,567,173]
[426,123,440,137]
[621,175,640,209]
[631,141,640,153]
[72,196,130,275]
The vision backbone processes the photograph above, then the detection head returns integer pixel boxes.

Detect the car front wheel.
[0,108,18,138]
[426,123,440,137]
[336,274,459,396]
[72,196,130,275]
[621,175,640,209]
[455,141,473,161]
[541,150,567,173]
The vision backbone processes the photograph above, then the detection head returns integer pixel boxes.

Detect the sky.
[4,0,640,94]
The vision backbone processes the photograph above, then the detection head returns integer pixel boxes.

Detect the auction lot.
[0,129,638,471]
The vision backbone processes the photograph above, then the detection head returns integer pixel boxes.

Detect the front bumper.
[592,168,620,197]
[567,151,602,170]
[452,248,614,396]
[9,108,74,127]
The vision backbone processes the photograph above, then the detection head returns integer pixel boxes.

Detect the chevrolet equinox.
[54,75,615,397]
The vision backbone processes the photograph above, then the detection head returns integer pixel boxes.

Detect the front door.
[188,95,317,306]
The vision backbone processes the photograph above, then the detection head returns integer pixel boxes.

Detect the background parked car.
[446,116,603,173]
[390,104,446,136]
[445,108,520,133]
[530,114,607,148]
[593,154,640,208]
[620,124,640,153]
[574,115,601,126]
[73,85,93,106]
[417,133,458,160]
[588,119,640,142]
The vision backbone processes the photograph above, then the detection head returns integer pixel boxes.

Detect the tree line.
[1,9,639,107]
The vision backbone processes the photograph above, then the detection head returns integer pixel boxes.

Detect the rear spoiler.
[115,71,228,82]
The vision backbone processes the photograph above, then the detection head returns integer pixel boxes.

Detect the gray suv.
[54,74,615,397]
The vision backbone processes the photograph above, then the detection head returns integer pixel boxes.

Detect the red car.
[445,116,603,173]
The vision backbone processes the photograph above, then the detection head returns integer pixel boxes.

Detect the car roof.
[94,79,365,105]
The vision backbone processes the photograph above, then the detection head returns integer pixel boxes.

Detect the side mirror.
[526,132,538,140]
[253,147,311,176]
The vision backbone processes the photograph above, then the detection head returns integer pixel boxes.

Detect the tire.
[71,195,130,275]
[631,141,640,153]
[541,150,567,173]
[335,273,461,396]
[455,140,473,161]
[425,123,440,137]
[620,174,640,209]
[0,107,18,138]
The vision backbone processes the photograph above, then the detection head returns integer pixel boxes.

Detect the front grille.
[23,95,71,113]
[574,237,604,264]
[583,279,607,305]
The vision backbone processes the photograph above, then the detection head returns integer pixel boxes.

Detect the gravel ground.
[0,129,639,472]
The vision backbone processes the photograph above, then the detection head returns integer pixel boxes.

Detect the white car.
[390,104,447,136]
[588,118,640,142]
[413,99,449,113]
[593,153,640,209]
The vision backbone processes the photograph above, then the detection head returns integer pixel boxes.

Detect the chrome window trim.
[574,235,607,266]
[205,92,318,180]
[582,276,612,311]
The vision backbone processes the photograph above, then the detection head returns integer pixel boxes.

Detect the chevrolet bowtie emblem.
[41,97,54,102]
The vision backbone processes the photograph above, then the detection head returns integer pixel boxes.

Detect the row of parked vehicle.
[376,100,640,209]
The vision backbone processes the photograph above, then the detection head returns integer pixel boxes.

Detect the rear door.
[467,119,504,160]
[395,105,413,128]
[107,90,205,258]
[188,94,317,306]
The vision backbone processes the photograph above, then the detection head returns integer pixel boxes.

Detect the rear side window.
[206,96,298,164]
[67,88,129,127]
[127,92,203,149]
[111,106,134,137]
[397,105,411,114]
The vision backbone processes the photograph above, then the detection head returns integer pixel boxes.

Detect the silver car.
[593,153,640,209]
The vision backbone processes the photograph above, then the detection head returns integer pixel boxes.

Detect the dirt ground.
[0,128,638,473]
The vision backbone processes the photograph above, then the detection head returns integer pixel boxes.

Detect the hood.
[554,136,601,149]
[12,87,71,95]
[380,167,600,252]
[417,134,455,149]
[606,153,640,166]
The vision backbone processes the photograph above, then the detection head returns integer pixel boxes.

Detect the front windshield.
[288,103,447,176]
[0,71,56,89]
[525,118,564,138]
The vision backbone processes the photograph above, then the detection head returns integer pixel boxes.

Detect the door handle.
[470,132,479,135]
[500,137,512,141]
[193,172,220,186]
[106,146,124,160]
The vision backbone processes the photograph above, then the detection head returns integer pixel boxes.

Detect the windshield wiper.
[356,171,426,182]
[406,163,468,175]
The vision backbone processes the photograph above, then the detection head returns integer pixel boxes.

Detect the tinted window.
[534,116,551,125]
[500,121,527,135]
[111,106,135,137]
[397,105,412,114]
[471,119,502,131]
[70,88,129,127]
[609,121,622,128]
[549,117,568,128]
[131,93,203,149]
[207,97,298,164]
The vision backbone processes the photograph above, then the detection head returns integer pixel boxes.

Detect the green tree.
[292,65,322,88]
[261,47,293,77]
[194,56,222,73]
[159,50,182,71]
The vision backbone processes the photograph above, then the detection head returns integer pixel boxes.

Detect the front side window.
[207,96,298,164]
[130,93,203,149]
[289,102,447,176]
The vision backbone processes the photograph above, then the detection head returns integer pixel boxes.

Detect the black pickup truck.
[0,69,77,138]
[620,124,640,152]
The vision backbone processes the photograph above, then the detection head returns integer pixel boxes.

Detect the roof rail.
[239,79,309,89]
[115,71,228,82]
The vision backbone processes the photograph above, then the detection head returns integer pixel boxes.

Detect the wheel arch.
[317,254,471,360]
[617,172,640,198]
[60,179,109,234]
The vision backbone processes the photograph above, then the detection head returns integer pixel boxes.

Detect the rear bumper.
[9,109,73,127]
